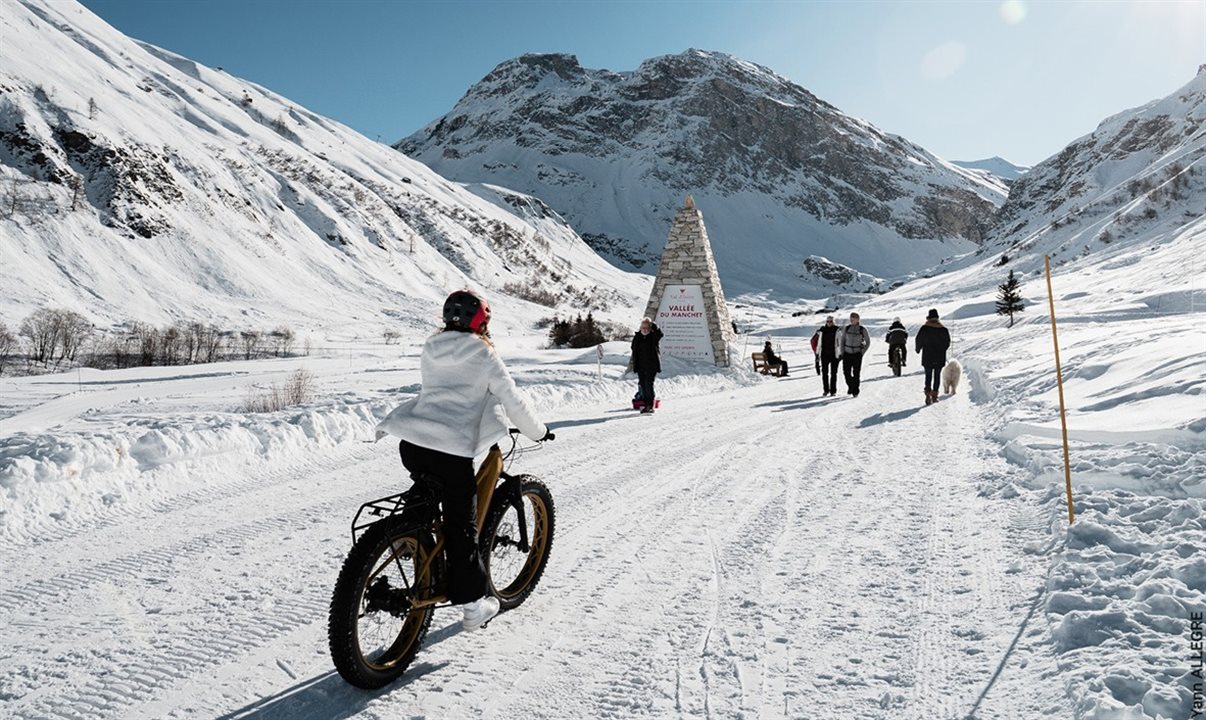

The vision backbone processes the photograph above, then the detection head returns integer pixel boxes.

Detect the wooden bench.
[752,352,786,376]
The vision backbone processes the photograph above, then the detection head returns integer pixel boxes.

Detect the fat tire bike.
[328,429,555,689]
[888,345,905,377]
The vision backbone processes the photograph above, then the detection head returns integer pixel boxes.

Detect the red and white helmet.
[443,290,491,333]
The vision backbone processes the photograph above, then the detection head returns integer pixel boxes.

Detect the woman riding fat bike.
[327,289,556,689]
[371,290,552,629]
[328,290,555,688]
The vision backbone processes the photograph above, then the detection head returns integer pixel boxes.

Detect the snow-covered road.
[0,364,1070,719]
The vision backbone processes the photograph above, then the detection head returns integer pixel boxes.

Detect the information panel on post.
[655,284,715,364]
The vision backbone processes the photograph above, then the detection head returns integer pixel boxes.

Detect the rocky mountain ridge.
[398,49,1006,297]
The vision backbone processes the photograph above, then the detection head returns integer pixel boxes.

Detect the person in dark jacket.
[812,316,841,396]
[631,317,663,414]
[762,339,789,376]
[885,317,908,367]
[840,312,871,397]
[914,308,951,405]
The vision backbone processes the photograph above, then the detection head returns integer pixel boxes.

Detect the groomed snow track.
[0,367,1071,719]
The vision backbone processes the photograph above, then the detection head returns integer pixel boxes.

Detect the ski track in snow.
[0,367,1069,719]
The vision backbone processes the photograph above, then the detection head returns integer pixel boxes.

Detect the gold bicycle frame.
[404,445,505,610]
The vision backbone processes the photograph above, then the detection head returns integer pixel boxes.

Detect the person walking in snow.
[885,317,909,368]
[840,312,871,397]
[813,316,841,396]
[762,339,789,376]
[375,290,553,631]
[631,317,663,414]
[914,308,951,405]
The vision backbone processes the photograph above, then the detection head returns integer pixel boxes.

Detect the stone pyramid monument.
[642,196,735,366]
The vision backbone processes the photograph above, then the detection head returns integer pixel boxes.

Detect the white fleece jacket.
[375,331,547,457]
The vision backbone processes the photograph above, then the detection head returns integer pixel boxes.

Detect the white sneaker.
[461,596,500,631]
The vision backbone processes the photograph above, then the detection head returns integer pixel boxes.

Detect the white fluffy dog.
[942,359,962,395]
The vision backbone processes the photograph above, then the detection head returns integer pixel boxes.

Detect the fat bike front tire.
[481,477,555,611]
[328,518,436,689]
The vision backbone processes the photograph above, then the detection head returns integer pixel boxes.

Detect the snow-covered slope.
[952,156,1029,186]
[992,66,1205,259]
[0,0,647,339]
[888,66,1205,306]
[842,67,1205,720]
[398,50,1006,297]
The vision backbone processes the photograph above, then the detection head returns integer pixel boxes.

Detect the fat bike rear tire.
[328,518,436,689]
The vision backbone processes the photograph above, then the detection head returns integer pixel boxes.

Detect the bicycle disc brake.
[363,576,412,617]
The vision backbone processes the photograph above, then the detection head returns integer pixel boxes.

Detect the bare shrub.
[383,329,401,345]
[19,308,61,365]
[239,330,262,360]
[269,326,295,357]
[241,368,313,413]
[0,322,16,374]
[182,322,204,364]
[160,325,183,365]
[18,308,90,368]
[199,325,224,363]
[55,310,91,366]
[130,321,159,365]
[596,319,630,341]
[503,280,558,307]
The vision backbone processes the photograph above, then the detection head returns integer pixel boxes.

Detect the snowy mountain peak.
[0,0,646,332]
[480,53,587,88]
[400,49,1005,296]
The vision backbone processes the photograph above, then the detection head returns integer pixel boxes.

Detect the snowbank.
[844,211,1206,719]
[0,353,760,545]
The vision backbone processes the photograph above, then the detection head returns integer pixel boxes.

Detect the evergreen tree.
[548,317,571,347]
[562,313,604,348]
[996,269,1024,327]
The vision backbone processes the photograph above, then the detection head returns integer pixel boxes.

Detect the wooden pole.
[1044,256,1075,524]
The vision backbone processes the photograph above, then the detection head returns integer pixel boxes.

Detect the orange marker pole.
[1044,256,1075,524]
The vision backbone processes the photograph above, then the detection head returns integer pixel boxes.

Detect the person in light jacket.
[840,312,871,397]
[376,290,553,630]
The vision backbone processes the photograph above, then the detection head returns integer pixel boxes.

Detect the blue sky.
[80,0,1204,167]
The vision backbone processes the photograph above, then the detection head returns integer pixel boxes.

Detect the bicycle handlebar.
[506,426,552,438]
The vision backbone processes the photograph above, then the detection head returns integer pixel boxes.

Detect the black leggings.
[821,356,839,393]
[397,440,487,605]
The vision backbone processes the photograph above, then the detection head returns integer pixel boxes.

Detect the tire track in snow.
[0,443,376,582]
[0,448,395,719]
[0,448,382,615]
[474,418,799,719]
